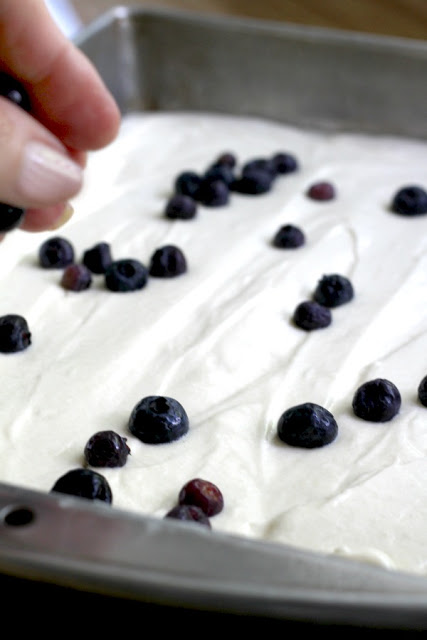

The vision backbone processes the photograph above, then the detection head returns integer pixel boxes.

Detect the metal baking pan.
[77,4,427,139]
[2,5,427,629]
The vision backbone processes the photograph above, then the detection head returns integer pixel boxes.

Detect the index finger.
[0,0,121,151]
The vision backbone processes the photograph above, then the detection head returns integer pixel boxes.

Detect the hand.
[0,0,120,234]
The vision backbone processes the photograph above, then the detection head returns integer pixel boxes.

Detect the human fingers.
[0,0,121,152]
[0,97,83,213]
[19,201,74,233]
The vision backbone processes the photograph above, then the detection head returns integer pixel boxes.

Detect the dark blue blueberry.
[149,244,187,278]
[39,236,75,269]
[197,178,229,207]
[277,402,338,448]
[293,300,332,330]
[272,224,305,249]
[0,72,31,112]
[417,375,427,407]
[84,430,131,468]
[165,194,197,220]
[242,158,277,178]
[352,378,401,422]
[105,258,148,292]
[129,395,189,444]
[204,164,235,187]
[51,468,112,504]
[313,274,354,308]
[232,169,273,195]
[83,242,113,274]
[271,152,298,175]
[307,181,336,201]
[0,314,31,353]
[175,171,202,199]
[391,186,427,216]
[164,504,211,528]
[178,478,224,517]
[61,264,92,291]
[0,204,25,232]
[214,152,237,169]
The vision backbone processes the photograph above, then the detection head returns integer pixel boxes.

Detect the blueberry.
[128,395,189,444]
[307,181,336,201]
[164,504,211,528]
[165,194,197,220]
[0,204,25,232]
[293,300,332,330]
[271,152,298,175]
[149,245,187,278]
[197,178,229,207]
[277,402,338,448]
[352,378,401,422]
[313,274,354,308]
[204,164,235,187]
[175,171,202,199]
[61,264,92,291]
[272,224,305,249]
[84,430,131,468]
[232,169,273,195]
[83,242,113,274]
[391,186,427,216]
[0,72,31,112]
[105,259,148,292]
[0,314,31,353]
[51,468,112,504]
[242,158,277,178]
[214,152,237,169]
[178,478,224,517]
[417,375,427,407]
[39,236,75,269]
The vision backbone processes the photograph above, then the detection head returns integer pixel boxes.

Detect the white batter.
[1,112,427,575]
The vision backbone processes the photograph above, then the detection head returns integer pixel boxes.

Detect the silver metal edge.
[74,3,427,53]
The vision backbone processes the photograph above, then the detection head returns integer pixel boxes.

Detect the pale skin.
[0,0,120,233]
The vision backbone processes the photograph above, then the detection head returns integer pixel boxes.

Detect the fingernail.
[19,141,83,205]
[48,202,74,230]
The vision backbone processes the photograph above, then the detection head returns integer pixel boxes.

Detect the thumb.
[0,97,83,211]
